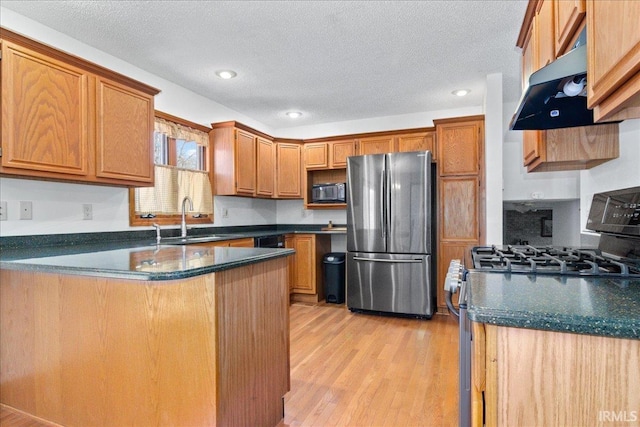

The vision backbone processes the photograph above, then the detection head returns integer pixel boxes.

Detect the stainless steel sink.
[159,234,244,245]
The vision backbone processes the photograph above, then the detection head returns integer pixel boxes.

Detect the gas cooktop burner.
[471,245,640,277]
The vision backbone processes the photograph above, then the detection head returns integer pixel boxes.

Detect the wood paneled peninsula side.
[0,245,294,427]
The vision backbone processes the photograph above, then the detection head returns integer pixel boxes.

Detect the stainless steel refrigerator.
[346,151,435,318]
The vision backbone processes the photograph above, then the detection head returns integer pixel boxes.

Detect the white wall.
[1,8,494,238]
[502,101,581,202]
[0,8,281,236]
[552,199,581,247]
[484,73,504,244]
[273,107,482,140]
[579,118,640,232]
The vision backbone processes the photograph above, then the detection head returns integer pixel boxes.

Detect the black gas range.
[445,185,640,427]
[470,244,640,277]
[469,185,640,278]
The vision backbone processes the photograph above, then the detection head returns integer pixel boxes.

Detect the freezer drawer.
[346,252,433,318]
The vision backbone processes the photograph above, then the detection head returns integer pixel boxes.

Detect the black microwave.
[312,183,346,203]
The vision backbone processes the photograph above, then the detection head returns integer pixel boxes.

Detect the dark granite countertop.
[466,270,640,340]
[0,224,344,282]
[0,224,345,260]
[1,245,294,281]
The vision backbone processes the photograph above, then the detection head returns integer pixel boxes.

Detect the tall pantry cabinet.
[434,116,485,313]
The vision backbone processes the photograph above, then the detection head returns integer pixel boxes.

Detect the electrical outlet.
[82,204,93,220]
[222,208,229,218]
[20,201,33,220]
[0,201,7,221]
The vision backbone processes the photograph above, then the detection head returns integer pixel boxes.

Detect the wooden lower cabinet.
[472,323,640,426]
[286,233,331,304]
[227,237,255,247]
[0,260,290,427]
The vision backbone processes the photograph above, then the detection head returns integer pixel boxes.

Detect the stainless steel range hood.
[509,43,597,131]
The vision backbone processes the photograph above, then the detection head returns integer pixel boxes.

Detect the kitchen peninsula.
[0,244,294,426]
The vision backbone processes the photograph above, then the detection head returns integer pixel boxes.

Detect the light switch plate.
[20,201,33,220]
[83,204,93,220]
[0,201,7,221]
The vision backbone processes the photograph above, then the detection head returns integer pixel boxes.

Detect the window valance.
[154,117,209,147]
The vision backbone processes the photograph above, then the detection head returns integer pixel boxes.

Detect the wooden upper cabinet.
[586,0,640,122]
[436,120,483,176]
[234,129,257,196]
[1,40,90,177]
[356,136,395,155]
[555,0,585,55]
[515,1,620,172]
[521,23,544,166]
[304,143,329,169]
[396,132,436,158]
[536,0,556,68]
[275,142,302,199]
[304,140,355,170]
[213,122,285,198]
[256,136,275,197]
[527,123,619,172]
[95,77,154,183]
[0,29,159,187]
[329,140,355,168]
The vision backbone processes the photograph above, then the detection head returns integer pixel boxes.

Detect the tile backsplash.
[503,209,553,246]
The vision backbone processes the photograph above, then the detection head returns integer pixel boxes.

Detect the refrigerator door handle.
[380,169,386,239]
[385,160,392,241]
[353,257,424,264]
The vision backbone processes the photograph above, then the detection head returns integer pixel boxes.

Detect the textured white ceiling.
[2,1,528,130]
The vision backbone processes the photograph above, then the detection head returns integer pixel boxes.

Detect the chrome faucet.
[152,223,162,244]
[181,196,193,237]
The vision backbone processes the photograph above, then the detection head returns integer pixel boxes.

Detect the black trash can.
[323,252,346,304]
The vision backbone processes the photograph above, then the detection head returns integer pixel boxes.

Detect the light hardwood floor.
[1,303,459,427]
[281,303,459,427]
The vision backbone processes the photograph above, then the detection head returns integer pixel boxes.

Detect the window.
[130,111,213,226]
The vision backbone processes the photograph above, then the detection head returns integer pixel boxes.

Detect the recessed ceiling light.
[452,89,470,97]
[215,70,237,79]
[286,111,303,119]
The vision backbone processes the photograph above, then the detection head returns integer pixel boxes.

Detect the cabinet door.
[555,0,585,56]
[439,176,479,241]
[521,21,544,166]
[329,140,355,168]
[234,129,256,195]
[304,143,329,169]
[536,0,555,69]
[396,132,435,157]
[291,235,315,294]
[228,238,255,247]
[95,77,154,184]
[1,41,90,176]
[437,121,483,176]
[275,143,302,198]
[586,0,640,120]
[356,136,395,155]
[256,137,275,197]
[285,235,295,293]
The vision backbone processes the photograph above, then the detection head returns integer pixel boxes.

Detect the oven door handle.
[445,290,459,318]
